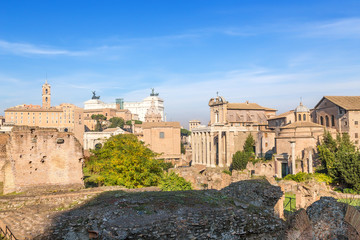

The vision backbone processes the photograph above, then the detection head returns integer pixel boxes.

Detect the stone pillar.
[308,151,313,173]
[218,131,223,167]
[199,132,203,164]
[201,132,205,165]
[290,141,296,174]
[191,132,195,165]
[210,132,216,167]
[196,133,200,165]
[206,132,210,167]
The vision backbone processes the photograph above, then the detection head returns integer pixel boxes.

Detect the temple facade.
[191,96,276,167]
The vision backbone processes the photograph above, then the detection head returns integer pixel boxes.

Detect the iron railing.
[0,225,18,240]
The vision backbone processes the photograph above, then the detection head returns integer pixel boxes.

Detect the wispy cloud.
[0,40,88,56]
[301,18,360,38]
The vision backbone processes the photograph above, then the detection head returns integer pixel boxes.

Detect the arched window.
[298,114,301,121]
[320,116,324,125]
[45,89,48,94]
[331,115,335,127]
[325,116,329,127]
[45,97,48,102]
[303,114,306,121]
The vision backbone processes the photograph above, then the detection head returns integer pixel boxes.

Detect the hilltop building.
[4,82,84,143]
[311,96,360,148]
[83,89,164,122]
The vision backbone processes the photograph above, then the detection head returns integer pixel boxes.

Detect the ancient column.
[206,132,210,167]
[290,141,296,174]
[200,132,204,165]
[191,132,195,165]
[210,132,215,167]
[218,131,223,167]
[308,151,313,173]
[199,132,203,164]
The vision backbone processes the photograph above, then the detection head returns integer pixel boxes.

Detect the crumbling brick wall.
[0,126,84,194]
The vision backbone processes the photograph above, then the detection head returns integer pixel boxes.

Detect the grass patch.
[284,193,296,217]
[338,198,360,207]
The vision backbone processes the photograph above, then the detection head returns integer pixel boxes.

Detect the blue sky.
[1,1,360,127]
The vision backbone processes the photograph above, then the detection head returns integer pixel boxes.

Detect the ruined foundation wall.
[0,126,84,194]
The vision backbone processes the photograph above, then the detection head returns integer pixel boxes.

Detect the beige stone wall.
[141,122,181,160]
[0,126,84,194]
[348,111,360,146]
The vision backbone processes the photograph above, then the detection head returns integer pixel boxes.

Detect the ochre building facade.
[4,82,84,143]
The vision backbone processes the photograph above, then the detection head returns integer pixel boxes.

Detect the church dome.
[295,102,310,113]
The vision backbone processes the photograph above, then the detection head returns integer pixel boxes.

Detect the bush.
[159,172,192,191]
[222,170,232,176]
[85,134,164,188]
[283,172,333,184]
[231,151,251,170]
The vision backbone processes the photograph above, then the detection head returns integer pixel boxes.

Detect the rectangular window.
[355,121,359,125]
[159,132,165,139]
[356,133,358,138]
[356,140,359,145]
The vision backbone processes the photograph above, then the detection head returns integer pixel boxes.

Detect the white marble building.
[83,89,164,122]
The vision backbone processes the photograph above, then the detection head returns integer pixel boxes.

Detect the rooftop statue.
[92,91,100,100]
[150,88,159,96]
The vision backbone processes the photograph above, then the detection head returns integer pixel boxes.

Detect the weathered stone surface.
[286,197,360,240]
[0,126,84,194]
[221,179,283,209]
[0,182,286,240]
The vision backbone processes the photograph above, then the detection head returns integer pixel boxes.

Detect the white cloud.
[301,18,360,38]
[0,40,88,56]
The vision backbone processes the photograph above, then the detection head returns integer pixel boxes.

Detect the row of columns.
[192,130,235,167]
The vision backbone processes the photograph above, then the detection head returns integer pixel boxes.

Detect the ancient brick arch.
[1,161,15,194]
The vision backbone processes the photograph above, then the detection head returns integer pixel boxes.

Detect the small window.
[356,140,359,145]
[332,115,335,127]
[355,121,359,125]
[303,114,306,121]
[355,133,358,139]
[298,114,301,121]
[159,132,165,139]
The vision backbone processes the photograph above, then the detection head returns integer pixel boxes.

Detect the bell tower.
[42,80,51,109]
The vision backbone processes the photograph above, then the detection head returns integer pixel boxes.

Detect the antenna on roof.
[216,91,219,97]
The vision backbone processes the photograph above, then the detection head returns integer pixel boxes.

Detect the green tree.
[243,134,255,153]
[125,120,143,125]
[318,131,360,190]
[181,143,186,154]
[91,114,107,131]
[109,117,125,129]
[85,134,164,188]
[181,128,191,136]
[231,151,251,170]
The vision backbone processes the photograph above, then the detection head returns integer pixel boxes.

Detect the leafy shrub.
[159,172,192,191]
[231,151,251,170]
[343,188,360,194]
[318,131,360,191]
[283,172,333,184]
[222,170,232,176]
[161,161,174,172]
[85,134,164,188]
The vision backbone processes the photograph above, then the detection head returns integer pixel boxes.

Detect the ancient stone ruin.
[0,126,84,194]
